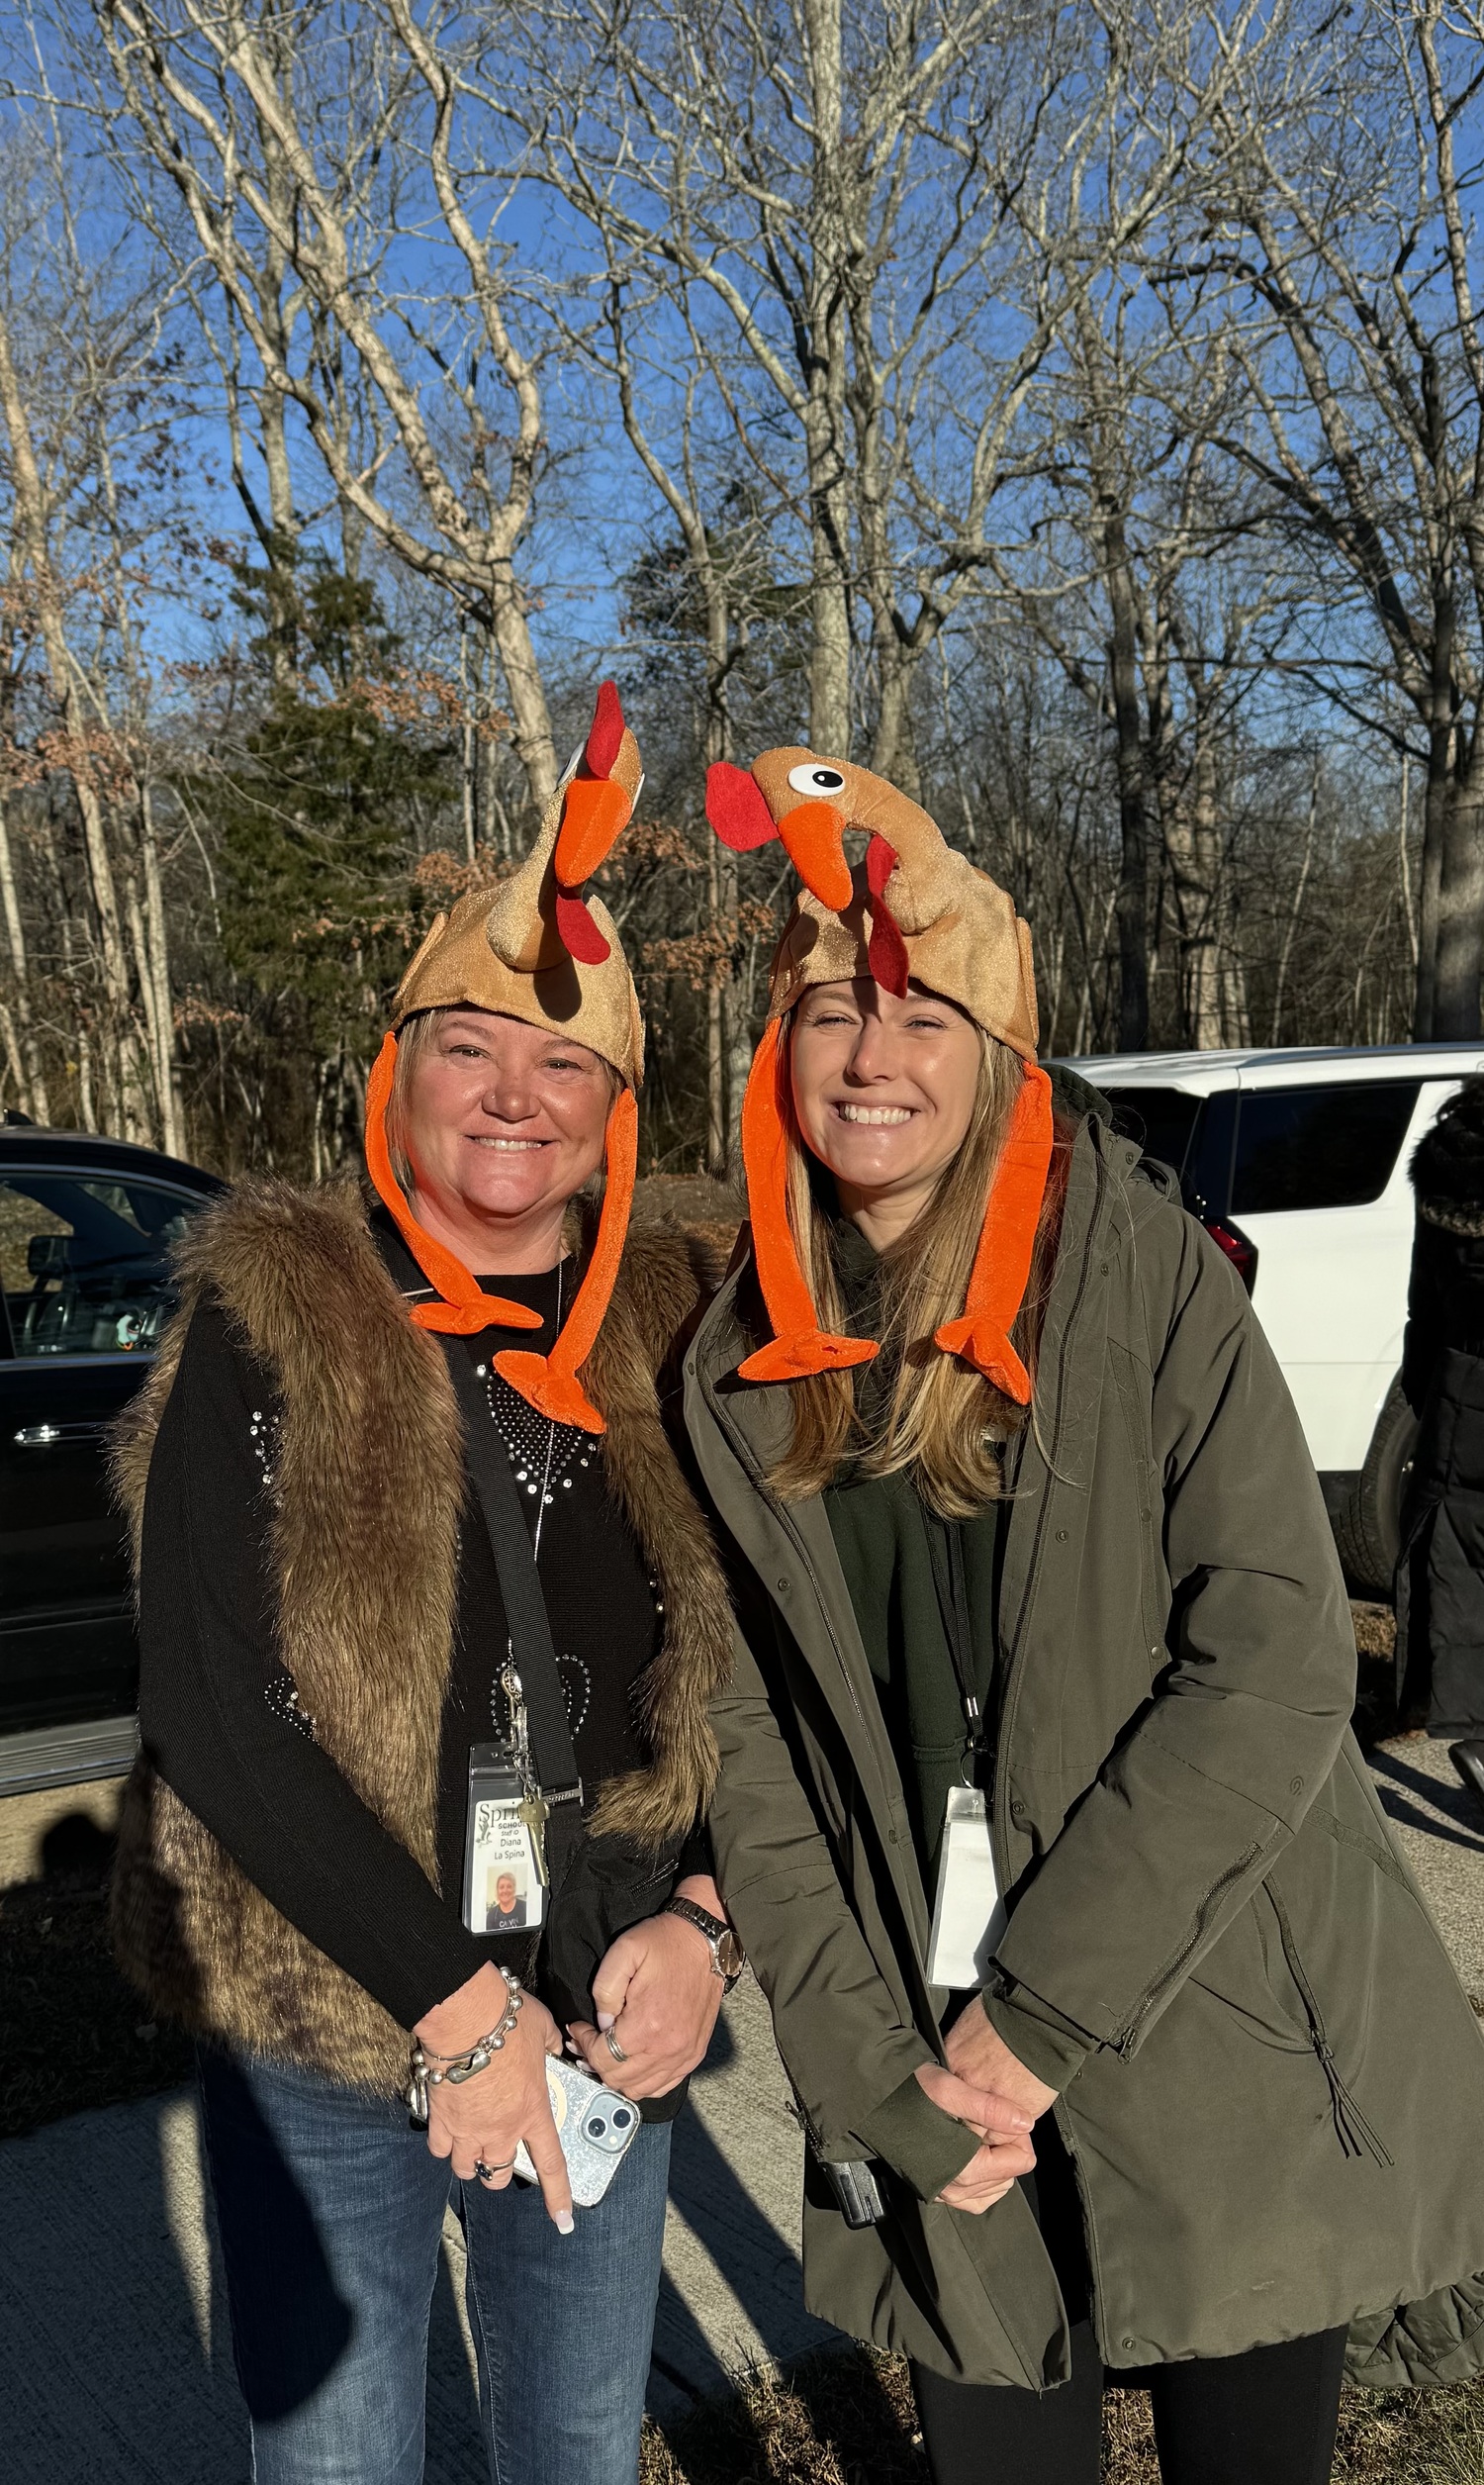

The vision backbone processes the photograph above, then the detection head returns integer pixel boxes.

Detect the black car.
[0,1117,222,1794]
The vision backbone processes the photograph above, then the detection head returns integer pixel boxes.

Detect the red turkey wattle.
[865,834,908,997]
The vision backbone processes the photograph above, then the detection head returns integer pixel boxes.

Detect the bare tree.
[506,0,1250,772]
[1202,0,1484,1035]
[0,114,187,1140]
[90,0,563,812]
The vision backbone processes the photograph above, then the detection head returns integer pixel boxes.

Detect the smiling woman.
[110,686,740,2485]
[788,980,985,1245]
[774,984,1060,1515]
[385,1007,621,1275]
[685,740,1484,2485]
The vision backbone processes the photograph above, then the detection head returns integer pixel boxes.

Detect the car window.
[1231,1083,1421,1214]
[0,1173,197,1357]
[1097,1087,1206,1180]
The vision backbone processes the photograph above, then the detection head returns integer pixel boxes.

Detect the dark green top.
[822,1219,1006,1888]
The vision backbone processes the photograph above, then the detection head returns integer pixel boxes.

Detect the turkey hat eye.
[788,762,846,797]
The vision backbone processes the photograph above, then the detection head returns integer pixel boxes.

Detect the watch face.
[715,1929,745,1978]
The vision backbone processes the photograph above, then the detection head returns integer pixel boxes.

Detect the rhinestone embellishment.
[485,1371,591,1509]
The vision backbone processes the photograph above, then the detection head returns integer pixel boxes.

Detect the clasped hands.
[414,1874,726,2230]
[920,2001,1060,2215]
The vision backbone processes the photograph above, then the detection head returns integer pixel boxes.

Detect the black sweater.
[138,1243,701,2048]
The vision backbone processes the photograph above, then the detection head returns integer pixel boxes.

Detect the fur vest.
[110,1182,734,2095]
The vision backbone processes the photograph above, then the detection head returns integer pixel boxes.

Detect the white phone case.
[510,2055,642,2207]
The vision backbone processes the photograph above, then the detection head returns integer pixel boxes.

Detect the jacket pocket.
[1262,1881,1393,2168]
[1185,1887,1318,2054]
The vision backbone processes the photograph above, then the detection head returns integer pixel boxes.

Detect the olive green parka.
[683,1109,1484,2391]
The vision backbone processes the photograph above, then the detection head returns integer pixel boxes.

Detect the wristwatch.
[665,1896,745,1990]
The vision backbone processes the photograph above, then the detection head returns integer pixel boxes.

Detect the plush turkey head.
[705,746,947,998]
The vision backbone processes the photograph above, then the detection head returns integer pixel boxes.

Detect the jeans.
[198,2046,671,2485]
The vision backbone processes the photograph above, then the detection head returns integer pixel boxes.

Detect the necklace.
[479,1262,597,1559]
[478,1259,595,1747]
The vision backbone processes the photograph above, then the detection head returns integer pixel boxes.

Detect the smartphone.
[510,2055,642,2207]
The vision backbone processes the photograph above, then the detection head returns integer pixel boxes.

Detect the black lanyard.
[438,1339,586,1889]
[371,1214,588,1893]
[924,1515,988,1761]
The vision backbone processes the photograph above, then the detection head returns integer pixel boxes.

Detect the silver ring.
[474,2157,514,2181]
[603,2028,628,2063]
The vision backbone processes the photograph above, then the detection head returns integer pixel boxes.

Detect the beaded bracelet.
[405,1970,522,2122]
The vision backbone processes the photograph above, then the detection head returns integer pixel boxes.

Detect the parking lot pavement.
[0,1775,123,1889]
[1369,1733,1484,2003]
[0,1970,827,2479]
[1,1750,1478,2477]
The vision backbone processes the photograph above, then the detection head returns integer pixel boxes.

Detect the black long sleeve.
[138,1246,687,2046]
[139,1301,486,2028]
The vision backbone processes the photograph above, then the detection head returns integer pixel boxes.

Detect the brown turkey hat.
[706,747,1052,1402]
[362,682,644,1433]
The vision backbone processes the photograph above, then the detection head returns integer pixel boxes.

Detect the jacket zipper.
[991,1143,1107,1869]
[1114,1841,1265,2058]
[1265,1887,1393,2168]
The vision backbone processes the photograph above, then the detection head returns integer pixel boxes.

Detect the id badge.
[925,1784,1007,1989]
[463,1745,544,1936]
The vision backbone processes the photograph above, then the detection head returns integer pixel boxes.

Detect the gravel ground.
[1369,1733,1484,2002]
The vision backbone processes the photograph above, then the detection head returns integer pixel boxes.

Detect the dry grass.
[641,2346,1484,2485]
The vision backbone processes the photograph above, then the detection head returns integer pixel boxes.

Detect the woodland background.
[1,0,1483,1179]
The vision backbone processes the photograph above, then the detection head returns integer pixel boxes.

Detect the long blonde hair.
[768,1024,1067,1519]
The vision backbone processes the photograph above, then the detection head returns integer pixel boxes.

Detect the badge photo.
[463,1761,546,1935]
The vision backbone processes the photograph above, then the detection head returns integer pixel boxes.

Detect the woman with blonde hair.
[112,686,742,2485]
[683,748,1484,2484]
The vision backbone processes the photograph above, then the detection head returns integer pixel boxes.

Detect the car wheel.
[1332,1378,1420,1601]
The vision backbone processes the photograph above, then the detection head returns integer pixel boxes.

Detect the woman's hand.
[568,1874,727,2099]
[415,1962,573,2230]
[943,2000,1059,2125]
[914,2060,1038,2216]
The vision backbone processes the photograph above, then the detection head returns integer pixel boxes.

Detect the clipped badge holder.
[463,1743,545,1936]
[925,1783,1008,1989]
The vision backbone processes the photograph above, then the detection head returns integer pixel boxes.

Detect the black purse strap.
[439,1340,583,1813]
[370,1211,586,1884]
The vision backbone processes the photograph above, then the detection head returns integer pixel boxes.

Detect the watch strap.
[665,1896,743,1984]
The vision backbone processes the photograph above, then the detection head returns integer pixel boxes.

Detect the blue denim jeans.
[198,2046,671,2485]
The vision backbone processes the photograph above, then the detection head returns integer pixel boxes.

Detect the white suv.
[1061,1044,1484,1596]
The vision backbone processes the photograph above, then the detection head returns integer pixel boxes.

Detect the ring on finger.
[474,2157,515,2182]
[603,2028,628,2063]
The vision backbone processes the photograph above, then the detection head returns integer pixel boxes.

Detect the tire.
[1332,1378,1420,1601]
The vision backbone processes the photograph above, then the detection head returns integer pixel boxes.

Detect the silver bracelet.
[406,1971,522,2123]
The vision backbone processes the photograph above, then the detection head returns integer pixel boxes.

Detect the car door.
[0,1163,207,1735]
[1233,1079,1437,1475]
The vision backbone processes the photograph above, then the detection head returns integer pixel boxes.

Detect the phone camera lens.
[612,2107,633,2129]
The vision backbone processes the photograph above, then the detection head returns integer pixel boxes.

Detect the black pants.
[911,2120,1346,2485]
[912,2321,1347,2485]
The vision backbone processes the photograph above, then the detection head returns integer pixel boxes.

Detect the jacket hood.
[1411,1076,1484,1232]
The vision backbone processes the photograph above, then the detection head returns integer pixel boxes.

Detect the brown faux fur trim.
[110,1181,733,2091]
